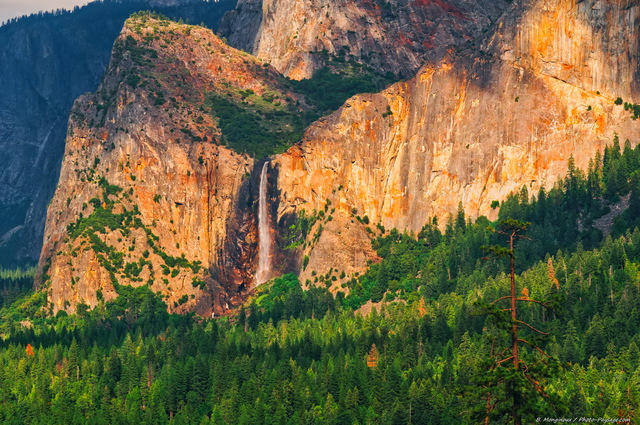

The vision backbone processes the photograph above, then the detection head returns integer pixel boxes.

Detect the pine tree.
[456,202,466,232]
[477,219,561,424]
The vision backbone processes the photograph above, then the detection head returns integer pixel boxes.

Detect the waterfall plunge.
[255,162,271,285]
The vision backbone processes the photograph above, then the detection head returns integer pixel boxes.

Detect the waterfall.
[255,161,271,285]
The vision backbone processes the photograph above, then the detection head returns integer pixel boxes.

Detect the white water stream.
[255,162,271,285]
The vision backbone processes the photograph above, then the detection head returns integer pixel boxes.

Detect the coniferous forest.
[1,1,639,422]
[0,137,639,423]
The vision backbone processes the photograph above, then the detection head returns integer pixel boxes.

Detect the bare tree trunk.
[509,234,521,425]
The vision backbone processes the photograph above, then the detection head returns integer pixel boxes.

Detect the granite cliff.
[219,0,510,79]
[273,0,640,284]
[0,0,235,268]
[38,15,305,315]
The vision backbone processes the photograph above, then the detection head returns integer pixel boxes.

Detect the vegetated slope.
[0,0,235,268]
[219,0,510,80]
[272,0,640,286]
[4,147,640,421]
[38,14,310,316]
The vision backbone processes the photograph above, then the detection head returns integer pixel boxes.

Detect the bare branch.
[491,295,512,304]
[518,338,551,358]
[496,355,515,365]
[516,320,549,335]
[498,347,511,357]
[516,298,555,311]
[524,373,548,397]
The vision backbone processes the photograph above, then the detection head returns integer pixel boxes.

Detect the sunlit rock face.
[0,0,235,268]
[273,0,640,283]
[501,0,640,101]
[38,17,304,315]
[219,0,510,79]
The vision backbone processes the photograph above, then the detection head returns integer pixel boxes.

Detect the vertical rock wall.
[272,0,640,284]
[220,0,510,79]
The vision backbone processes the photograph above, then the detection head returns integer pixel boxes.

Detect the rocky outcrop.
[273,0,640,283]
[219,0,510,79]
[38,15,303,315]
[0,0,235,268]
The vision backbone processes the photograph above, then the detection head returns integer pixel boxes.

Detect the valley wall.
[273,0,640,283]
[39,0,640,312]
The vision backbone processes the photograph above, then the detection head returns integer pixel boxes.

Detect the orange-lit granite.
[273,0,639,283]
[38,16,303,315]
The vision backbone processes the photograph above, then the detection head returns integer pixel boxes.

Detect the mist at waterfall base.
[255,162,271,285]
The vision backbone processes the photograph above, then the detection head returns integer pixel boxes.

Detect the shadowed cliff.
[219,0,510,80]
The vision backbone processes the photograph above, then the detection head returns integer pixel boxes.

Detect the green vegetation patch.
[289,60,394,113]
[207,56,393,158]
[244,273,336,323]
[614,96,640,119]
[0,267,35,309]
[206,90,308,158]
[105,283,169,322]
[281,209,320,251]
